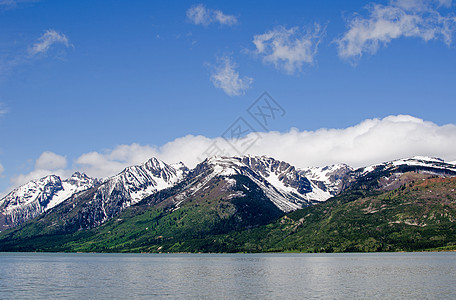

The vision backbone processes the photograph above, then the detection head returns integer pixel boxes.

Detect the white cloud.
[28,29,71,56]
[73,137,217,177]
[74,139,217,178]
[186,4,237,26]
[0,163,4,177]
[336,0,456,61]
[213,10,237,26]
[9,168,71,190]
[8,151,70,191]
[210,56,253,96]
[392,0,452,11]
[244,114,456,168]
[35,151,67,170]
[75,143,159,179]
[187,4,211,25]
[72,115,456,177]
[76,152,126,179]
[252,24,326,74]
[5,115,456,194]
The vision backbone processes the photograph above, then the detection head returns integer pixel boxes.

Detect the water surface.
[0,252,455,299]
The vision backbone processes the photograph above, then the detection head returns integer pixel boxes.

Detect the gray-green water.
[0,252,455,299]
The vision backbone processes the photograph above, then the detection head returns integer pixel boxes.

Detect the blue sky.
[1,0,456,194]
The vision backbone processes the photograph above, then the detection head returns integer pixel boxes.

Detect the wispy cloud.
[28,29,71,56]
[0,163,4,177]
[0,103,7,117]
[0,0,16,6]
[0,29,72,81]
[187,4,237,26]
[391,0,452,11]
[0,0,38,10]
[210,56,253,96]
[252,24,326,74]
[335,0,456,62]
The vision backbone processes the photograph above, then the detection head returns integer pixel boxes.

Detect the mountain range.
[0,155,353,231]
[0,155,455,252]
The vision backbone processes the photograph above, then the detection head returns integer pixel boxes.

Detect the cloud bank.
[77,115,456,174]
[6,114,456,194]
[336,0,456,61]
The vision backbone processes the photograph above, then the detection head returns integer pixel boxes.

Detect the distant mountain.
[0,155,349,247]
[0,155,349,232]
[192,156,347,211]
[0,158,188,232]
[2,155,455,232]
[65,169,456,254]
[299,163,354,197]
[96,157,189,210]
[0,172,98,230]
[351,156,456,191]
[218,174,456,253]
[1,155,456,253]
[359,156,456,175]
[41,157,190,231]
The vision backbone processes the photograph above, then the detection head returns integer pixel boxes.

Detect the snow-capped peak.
[300,163,353,182]
[199,155,342,212]
[0,172,98,230]
[0,175,62,212]
[410,156,445,163]
[298,163,354,198]
[360,156,456,175]
[46,172,99,210]
[205,156,245,176]
[96,157,189,206]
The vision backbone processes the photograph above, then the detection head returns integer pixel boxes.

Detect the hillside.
[207,175,456,253]
[1,172,455,253]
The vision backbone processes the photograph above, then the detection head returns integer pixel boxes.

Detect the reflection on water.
[0,252,455,299]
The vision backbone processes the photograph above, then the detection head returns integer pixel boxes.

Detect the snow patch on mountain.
[47,172,98,210]
[4,154,456,231]
[360,156,456,175]
[103,157,188,204]
[202,155,342,212]
[0,172,98,229]
[208,156,245,177]
[84,157,189,223]
[1,175,62,215]
[299,163,354,198]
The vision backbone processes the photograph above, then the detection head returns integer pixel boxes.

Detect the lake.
[0,252,455,299]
